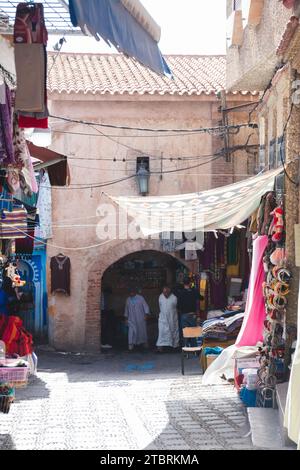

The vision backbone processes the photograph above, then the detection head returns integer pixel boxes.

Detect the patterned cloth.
[0,83,14,165]
[110,168,283,234]
[0,207,27,239]
[35,171,52,240]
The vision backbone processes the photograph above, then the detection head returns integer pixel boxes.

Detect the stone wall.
[227,0,291,91]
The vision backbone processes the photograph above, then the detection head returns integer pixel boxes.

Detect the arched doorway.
[100,250,189,350]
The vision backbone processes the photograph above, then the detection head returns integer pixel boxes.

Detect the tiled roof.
[48,53,227,96]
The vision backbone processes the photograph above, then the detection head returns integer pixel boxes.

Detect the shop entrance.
[101,250,188,350]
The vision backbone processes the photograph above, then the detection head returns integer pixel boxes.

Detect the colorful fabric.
[0,314,33,356]
[236,235,269,347]
[0,207,27,239]
[0,83,14,165]
[14,3,48,119]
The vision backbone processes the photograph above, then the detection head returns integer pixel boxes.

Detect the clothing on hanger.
[50,255,71,295]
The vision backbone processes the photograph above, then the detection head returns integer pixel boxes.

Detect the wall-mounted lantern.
[136,157,150,196]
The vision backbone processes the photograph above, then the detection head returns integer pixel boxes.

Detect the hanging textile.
[199,233,227,310]
[0,207,28,239]
[0,83,14,165]
[284,278,300,449]
[50,255,71,296]
[68,0,171,77]
[235,235,269,347]
[109,168,283,235]
[13,2,48,128]
[34,171,52,240]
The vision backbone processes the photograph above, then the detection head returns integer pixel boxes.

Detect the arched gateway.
[84,239,191,351]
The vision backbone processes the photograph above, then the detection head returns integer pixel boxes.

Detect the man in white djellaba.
[156,286,179,353]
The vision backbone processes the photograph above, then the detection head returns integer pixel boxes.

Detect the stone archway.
[84,239,192,351]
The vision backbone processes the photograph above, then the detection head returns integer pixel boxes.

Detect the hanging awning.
[109,168,283,235]
[68,0,172,76]
[27,142,70,187]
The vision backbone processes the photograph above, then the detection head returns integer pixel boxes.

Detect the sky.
[50,0,227,55]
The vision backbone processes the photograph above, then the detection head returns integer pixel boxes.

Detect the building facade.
[227,0,300,325]
[226,0,300,447]
[47,52,258,351]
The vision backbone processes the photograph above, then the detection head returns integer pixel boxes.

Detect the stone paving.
[0,350,254,450]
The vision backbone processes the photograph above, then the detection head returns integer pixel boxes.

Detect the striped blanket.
[0,208,27,239]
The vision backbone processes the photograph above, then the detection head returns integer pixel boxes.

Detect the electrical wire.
[31,153,225,190]
[43,153,224,190]
[50,114,253,134]
[67,151,219,162]
[52,129,213,139]
[12,227,114,251]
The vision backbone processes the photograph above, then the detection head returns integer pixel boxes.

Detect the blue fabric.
[68,0,172,77]
[0,289,8,315]
[203,346,224,356]
[239,387,257,407]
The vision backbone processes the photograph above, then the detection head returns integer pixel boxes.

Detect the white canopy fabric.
[120,0,161,42]
[108,168,283,235]
[284,277,300,449]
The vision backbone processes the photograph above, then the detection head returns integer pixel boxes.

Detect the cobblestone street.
[0,351,254,450]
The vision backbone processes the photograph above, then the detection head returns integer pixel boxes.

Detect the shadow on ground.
[0,434,16,450]
[35,348,203,383]
[15,375,50,402]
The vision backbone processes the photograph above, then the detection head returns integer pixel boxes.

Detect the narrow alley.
[0,351,253,451]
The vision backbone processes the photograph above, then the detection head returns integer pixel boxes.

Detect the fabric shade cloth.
[68,0,171,77]
[284,278,300,449]
[235,235,269,346]
[108,168,283,235]
[27,142,70,187]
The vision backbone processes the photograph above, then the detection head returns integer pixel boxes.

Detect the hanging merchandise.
[235,235,269,347]
[199,233,227,310]
[0,206,28,239]
[0,83,15,165]
[0,314,33,357]
[270,207,284,243]
[5,262,26,288]
[13,2,49,129]
[13,115,39,194]
[50,254,71,296]
[34,171,52,240]
[175,239,204,261]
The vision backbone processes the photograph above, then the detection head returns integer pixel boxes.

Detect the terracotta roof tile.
[48,53,227,96]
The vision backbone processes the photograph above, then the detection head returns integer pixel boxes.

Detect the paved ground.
[0,350,254,450]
